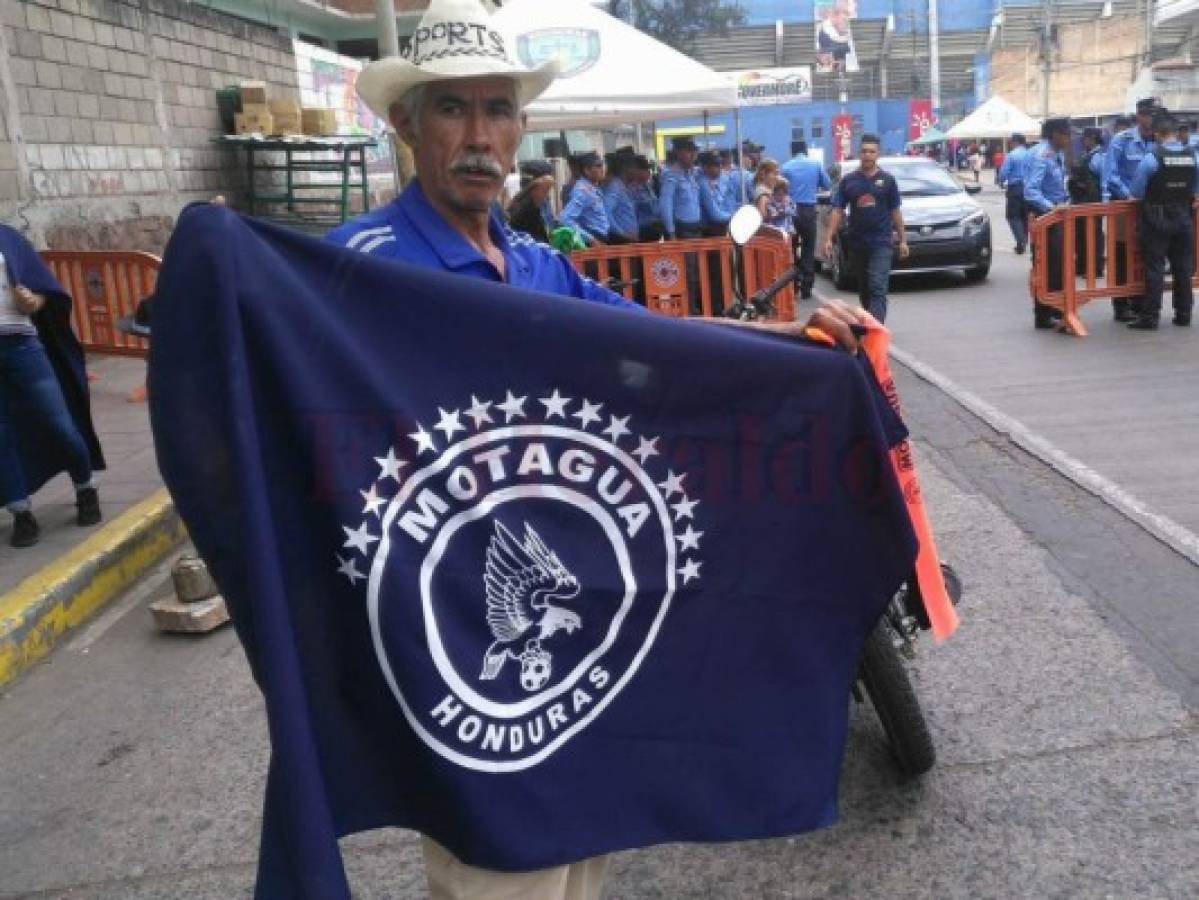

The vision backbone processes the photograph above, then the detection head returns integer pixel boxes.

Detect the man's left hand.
[750,299,868,352]
[12,285,45,315]
[897,241,910,259]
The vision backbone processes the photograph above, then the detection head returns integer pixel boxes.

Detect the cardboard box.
[239,81,267,106]
[301,107,339,136]
[234,109,274,135]
[269,98,302,134]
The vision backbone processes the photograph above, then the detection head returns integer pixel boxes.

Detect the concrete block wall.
[989,16,1142,118]
[0,0,299,252]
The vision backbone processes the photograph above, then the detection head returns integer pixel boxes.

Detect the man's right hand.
[822,239,834,258]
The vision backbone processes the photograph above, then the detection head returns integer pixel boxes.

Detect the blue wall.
[658,96,972,161]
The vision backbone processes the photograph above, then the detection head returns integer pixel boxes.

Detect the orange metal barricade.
[571,233,796,322]
[41,250,159,357]
[1029,200,1199,336]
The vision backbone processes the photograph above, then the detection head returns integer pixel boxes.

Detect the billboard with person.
[815,1,859,74]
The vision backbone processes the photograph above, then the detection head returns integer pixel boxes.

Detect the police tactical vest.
[1146,147,1196,206]
[1069,149,1102,203]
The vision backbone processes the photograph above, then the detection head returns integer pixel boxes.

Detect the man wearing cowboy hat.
[326,2,869,897]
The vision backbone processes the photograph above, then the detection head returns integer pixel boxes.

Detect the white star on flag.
[465,395,494,429]
[497,390,528,423]
[374,447,405,483]
[360,483,387,518]
[678,558,702,585]
[434,407,465,441]
[409,423,436,455]
[676,524,703,552]
[603,414,632,443]
[671,495,698,522]
[573,399,604,429]
[342,521,380,555]
[632,435,659,464]
[658,469,686,498]
[336,554,367,585]
[540,388,572,419]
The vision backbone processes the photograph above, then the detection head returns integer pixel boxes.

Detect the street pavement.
[2,186,1198,896]
[0,355,159,596]
[817,183,1199,543]
[1,365,1197,897]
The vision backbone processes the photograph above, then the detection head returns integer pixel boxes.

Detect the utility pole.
[374,0,414,187]
[1040,0,1055,117]
[929,0,941,116]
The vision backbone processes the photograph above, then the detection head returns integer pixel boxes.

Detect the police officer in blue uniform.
[659,136,703,240]
[602,151,640,244]
[781,140,832,299]
[997,133,1031,254]
[1024,117,1072,329]
[625,155,662,242]
[1129,110,1197,329]
[1068,126,1109,277]
[698,151,734,236]
[1107,98,1160,321]
[559,151,611,246]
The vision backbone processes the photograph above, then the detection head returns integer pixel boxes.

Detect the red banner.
[908,99,934,141]
[832,113,854,162]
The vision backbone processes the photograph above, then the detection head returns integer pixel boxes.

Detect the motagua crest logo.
[337,389,704,772]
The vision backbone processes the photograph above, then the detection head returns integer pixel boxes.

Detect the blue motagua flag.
[149,205,917,899]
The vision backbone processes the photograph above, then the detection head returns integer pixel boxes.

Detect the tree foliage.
[606,1,747,54]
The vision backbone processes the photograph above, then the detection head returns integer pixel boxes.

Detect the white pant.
[422,836,609,900]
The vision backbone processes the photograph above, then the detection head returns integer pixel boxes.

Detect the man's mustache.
[450,155,504,179]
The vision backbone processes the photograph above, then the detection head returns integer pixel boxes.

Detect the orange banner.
[859,320,959,640]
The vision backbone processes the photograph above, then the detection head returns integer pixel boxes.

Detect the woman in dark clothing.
[506,161,556,244]
[1,223,105,547]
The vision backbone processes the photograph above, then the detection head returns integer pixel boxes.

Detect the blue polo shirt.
[780,155,831,205]
[325,180,638,310]
[830,168,902,249]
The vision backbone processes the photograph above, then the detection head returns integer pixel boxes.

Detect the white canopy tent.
[945,96,1041,140]
[492,0,738,131]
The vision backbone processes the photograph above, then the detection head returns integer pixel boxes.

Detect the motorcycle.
[724,205,962,776]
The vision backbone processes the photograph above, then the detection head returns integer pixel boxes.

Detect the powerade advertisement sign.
[733,67,813,106]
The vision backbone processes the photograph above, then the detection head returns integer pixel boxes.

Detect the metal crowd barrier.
[571,232,797,321]
[41,251,159,358]
[1029,200,1199,336]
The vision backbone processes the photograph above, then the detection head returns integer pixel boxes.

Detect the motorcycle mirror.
[728,205,763,247]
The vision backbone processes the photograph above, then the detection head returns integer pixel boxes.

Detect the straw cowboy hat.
[356,0,559,120]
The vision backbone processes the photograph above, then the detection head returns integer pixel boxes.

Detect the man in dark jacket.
[1,223,105,547]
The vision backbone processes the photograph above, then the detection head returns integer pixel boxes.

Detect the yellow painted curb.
[0,488,187,688]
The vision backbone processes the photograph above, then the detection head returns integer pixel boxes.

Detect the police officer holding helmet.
[1068,126,1108,277]
[1128,110,1198,329]
[1107,98,1160,322]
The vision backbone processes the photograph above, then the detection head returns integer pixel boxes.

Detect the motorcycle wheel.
[857,621,936,776]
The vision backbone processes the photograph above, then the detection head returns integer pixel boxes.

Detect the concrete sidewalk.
[0,355,185,686]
